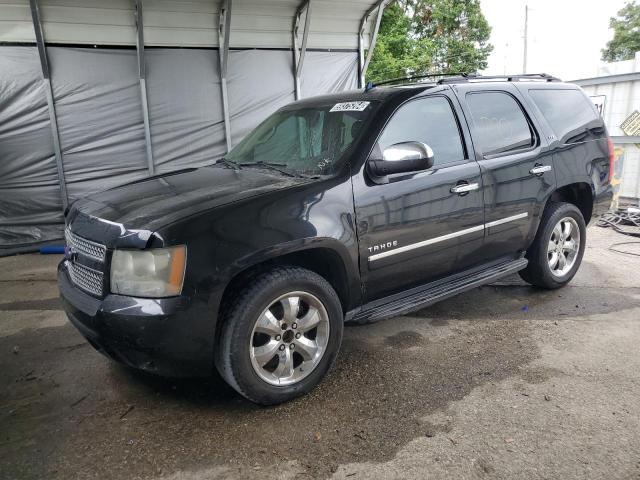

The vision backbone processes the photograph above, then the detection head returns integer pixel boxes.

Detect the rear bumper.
[58,261,215,377]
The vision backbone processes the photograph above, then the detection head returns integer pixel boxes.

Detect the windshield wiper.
[212,157,241,171]
[239,161,306,178]
[240,161,287,167]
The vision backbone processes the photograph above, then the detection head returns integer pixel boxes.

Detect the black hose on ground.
[597,208,640,256]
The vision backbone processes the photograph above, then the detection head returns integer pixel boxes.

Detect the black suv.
[58,74,613,405]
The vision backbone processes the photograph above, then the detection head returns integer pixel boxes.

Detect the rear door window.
[465,91,535,157]
[529,89,600,144]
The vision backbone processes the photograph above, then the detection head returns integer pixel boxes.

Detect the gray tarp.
[0,46,64,247]
[146,49,226,171]
[302,51,358,97]
[49,47,150,201]
[228,49,296,142]
[0,46,358,249]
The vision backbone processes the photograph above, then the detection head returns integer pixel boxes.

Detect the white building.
[573,52,640,205]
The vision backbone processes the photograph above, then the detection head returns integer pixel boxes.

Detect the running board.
[348,258,528,324]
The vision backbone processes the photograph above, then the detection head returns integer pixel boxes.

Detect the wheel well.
[549,183,593,223]
[218,247,351,323]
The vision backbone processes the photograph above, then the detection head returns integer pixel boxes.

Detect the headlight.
[110,246,186,298]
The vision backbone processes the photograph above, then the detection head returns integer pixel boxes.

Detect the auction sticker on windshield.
[330,101,370,112]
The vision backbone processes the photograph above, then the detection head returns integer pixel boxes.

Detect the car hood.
[69,166,308,233]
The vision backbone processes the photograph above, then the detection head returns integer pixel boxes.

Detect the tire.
[215,266,344,405]
[519,201,586,289]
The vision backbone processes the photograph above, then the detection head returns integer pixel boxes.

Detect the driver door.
[353,91,485,302]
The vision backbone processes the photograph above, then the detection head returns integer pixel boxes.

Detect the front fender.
[229,236,356,275]
[155,174,360,331]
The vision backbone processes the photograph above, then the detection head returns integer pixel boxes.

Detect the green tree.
[367,0,493,83]
[602,1,640,62]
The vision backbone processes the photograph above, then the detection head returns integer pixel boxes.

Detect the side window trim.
[465,90,540,159]
[369,93,469,168]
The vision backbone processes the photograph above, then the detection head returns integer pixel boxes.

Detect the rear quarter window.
[528,89,602,144]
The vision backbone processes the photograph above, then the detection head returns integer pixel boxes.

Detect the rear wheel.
[519,202,586,289]
[215,266,343,405]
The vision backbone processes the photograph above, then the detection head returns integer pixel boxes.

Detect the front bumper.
[58,261,214,377]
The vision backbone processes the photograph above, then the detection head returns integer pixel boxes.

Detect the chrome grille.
[67,261,104,297]
[65,228,106,262]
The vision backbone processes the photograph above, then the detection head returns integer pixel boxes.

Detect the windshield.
[225,101,377,176]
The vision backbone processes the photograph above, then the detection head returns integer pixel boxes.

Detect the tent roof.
[0,0,382,49]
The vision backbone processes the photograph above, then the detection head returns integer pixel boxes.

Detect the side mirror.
[368,142,435,177]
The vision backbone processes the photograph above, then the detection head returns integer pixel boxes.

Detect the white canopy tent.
[0,0,389,250]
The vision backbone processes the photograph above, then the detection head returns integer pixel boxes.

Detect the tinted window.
[529,89,600,143]
[466,92,534,156]
[377,96,465,166]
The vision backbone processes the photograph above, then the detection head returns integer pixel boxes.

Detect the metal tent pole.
[134,0,155,175]
[358,0,387,88]
[362,2,385,79]
[292,0,312,100]
[522,5,528,74]
[219,0,233,152]
[29,0,68,211]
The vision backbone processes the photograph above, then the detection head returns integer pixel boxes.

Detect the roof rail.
[364,72,561,91]
[364,72,469,91]
[437,73,562,84]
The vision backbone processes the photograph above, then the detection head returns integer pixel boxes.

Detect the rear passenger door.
[452,84,556,261]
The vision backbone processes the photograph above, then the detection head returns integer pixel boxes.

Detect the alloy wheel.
[249,291,330,386]
[547,216,581,277]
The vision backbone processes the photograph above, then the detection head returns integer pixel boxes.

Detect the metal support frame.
[358,0,387,88]
[134,0,154,175]
[29,0,68,211]
[292,0,312,100]
[218,0,233,152]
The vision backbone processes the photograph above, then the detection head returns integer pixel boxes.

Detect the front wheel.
[519,201,586,289]
[215,266,343,405]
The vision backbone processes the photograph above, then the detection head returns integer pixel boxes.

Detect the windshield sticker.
[330,101,370,112]
[317,158,332,169]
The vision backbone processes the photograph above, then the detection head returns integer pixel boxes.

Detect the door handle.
[450,182,479,195]
[530,164,552,176]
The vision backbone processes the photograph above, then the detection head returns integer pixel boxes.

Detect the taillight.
[607,137,615,183]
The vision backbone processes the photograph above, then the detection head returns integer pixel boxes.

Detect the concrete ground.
[1,226,639,480]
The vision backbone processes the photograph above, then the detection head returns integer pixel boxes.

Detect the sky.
[479,0,628,80]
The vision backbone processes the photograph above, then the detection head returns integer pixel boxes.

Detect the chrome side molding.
[368,212,529,262]
[369,224,485,261]
[485,212,528,228]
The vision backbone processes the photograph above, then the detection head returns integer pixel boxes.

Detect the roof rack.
[437,73,562,84]
[364,72,468,91]
[364,72,561,91]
